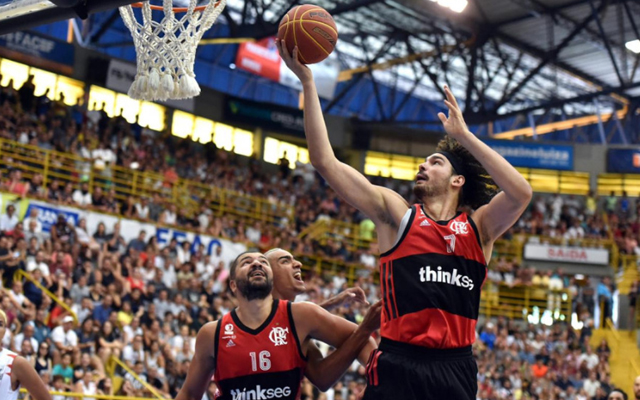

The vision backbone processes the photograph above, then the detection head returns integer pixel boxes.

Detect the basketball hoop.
[119,0,226,101]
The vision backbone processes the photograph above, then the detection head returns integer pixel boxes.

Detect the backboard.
[0,0,138,35]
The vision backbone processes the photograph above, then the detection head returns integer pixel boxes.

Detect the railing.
[0,138,293,226]
[480,282,572,322]
[19,389,155,400]
[299,218,377,252]
[15,269,78,324]
[107,356,165,399]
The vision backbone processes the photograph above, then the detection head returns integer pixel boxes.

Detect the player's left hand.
[338,287,369,306]
[437,85,472,140]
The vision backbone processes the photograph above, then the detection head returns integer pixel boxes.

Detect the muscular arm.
[293,302,376,368]
[12,356,52,400]
[437,86,532,246]
[175,321,217,400]
[276,40,408,227]
[304,328,373,391]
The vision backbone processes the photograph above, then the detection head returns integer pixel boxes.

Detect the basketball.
[277,5,338,65]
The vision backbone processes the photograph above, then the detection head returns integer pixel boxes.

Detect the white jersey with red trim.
[0,348,19,400]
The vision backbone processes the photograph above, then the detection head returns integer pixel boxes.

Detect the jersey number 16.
[250,351,271,372]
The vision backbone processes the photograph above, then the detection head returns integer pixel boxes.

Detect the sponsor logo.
[449,220,469,235]
[419,266,474,291]
[419,220,431,227]
[226,340,236,347]
[269,327,288,346]
[230,385,292,400]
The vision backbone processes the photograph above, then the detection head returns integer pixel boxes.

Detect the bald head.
[0,309,6,325]
[265,248,305,302]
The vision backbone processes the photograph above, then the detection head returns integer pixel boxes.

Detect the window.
[139,102,165,131]
[517,168,590,195]
[90,86,166,131]
[263,137,309,169]
[232,129,253,156]
[88,85,116,117]
[170,111,254,155]
[0,59,29,89]
[597,174,640,197]
[365,151,422,180]
[0,59,84,105]
[56,76,84,106]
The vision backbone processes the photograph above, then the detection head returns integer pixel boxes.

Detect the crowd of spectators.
[0,75,638,400]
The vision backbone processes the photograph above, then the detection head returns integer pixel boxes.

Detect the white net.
[119,0,226,101]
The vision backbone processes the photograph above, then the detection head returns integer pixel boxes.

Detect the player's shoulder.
[197,320,220,340]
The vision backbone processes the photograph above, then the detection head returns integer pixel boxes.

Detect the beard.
[413,178,448,200]
[235,275,273,301]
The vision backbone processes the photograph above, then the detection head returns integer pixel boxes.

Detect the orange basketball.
[277,5,338,65]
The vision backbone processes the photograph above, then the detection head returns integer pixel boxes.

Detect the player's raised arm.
[276,39,409,228]
[175,321,218,400]
[436,85,533,247]
[291,301,377,367]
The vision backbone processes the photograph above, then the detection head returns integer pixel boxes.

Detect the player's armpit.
[175,321,218,400]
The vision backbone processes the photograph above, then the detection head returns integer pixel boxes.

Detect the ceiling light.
[626,39,640,54]
[432,0,468,13]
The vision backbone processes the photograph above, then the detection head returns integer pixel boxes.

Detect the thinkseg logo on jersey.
[269,327,289,346]
[449,221,469,235]
[419,265,474,290]
[230,385,291,400]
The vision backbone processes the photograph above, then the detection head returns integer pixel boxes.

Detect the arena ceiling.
[2,0,638,129]
[219,0,640,123]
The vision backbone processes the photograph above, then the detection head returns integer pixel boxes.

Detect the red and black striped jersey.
[379,204,487,349]
[213,299,307,400]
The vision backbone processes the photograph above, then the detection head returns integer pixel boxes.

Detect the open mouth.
[293,271,303,283]
[249,269,266,278]
[416,175,427,183]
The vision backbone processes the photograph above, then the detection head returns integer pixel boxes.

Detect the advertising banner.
[484,140,574,170]
[524,243,609,265]
[0,31,74,75]
[607,148,640,173]
[235,37,339,100]
[25,200,247,267]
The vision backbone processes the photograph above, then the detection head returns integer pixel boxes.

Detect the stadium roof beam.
[0,0,138,35]
[587,0,625,86]
[492,0,611,113]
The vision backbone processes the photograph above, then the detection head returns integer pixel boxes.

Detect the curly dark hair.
[435,135,499,210]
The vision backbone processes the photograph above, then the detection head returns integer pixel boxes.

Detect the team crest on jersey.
[449,220,469,235]
[222,323,236,339]
[269,327,289,346]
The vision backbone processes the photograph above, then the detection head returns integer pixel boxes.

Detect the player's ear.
[229,279,237,293]
[452,174,465,188]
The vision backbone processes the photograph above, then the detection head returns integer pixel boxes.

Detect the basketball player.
[266,247,381,390]
[0,310,52,400]
[175,252,377,400]
[277,39,533,399]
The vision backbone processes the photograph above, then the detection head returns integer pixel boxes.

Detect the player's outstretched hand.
[276,38,313,84]
[437,85,472,141]
[360,300,382,334]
